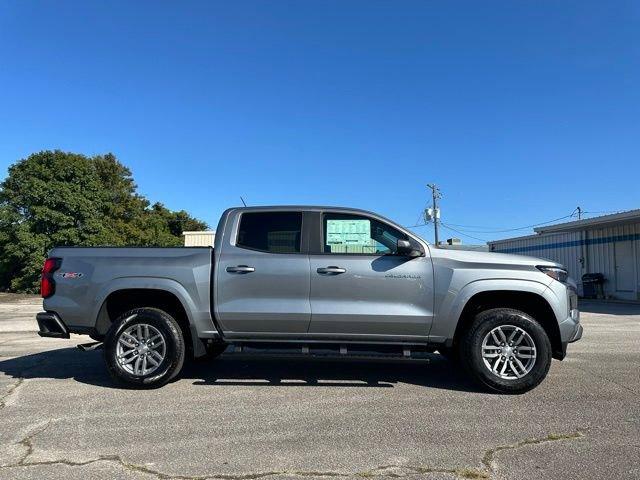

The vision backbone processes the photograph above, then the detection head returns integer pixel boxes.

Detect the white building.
[182,231,215,247]
[487,210,640,300]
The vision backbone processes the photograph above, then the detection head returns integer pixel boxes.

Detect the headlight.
[537,265,568,283]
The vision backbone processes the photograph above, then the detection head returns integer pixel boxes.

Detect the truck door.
[215,211,311,335]
[308,211,434,338]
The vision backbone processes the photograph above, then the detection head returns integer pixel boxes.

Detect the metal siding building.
[488,210,640,300]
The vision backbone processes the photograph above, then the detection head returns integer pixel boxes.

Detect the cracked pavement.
[0,295,638,479]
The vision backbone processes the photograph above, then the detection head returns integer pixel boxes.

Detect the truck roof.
[220,205,428,245]
[227,205,376,213]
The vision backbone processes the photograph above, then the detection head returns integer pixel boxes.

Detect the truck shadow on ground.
[0,348,485,393]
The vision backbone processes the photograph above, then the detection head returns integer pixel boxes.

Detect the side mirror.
[396,239,421,257]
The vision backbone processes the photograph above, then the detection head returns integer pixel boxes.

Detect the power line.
[440,223,489,243]
[442,214,575,234]
[405,223,429,228]
[407,208,627,243]
[406,221,488,242]
[413,210,425,227]
[444,209,626,234]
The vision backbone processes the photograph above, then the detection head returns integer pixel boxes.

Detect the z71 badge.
[57,272,84,279]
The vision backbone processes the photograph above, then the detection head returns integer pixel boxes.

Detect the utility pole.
[576,206,582,220]
[427,184,441,245]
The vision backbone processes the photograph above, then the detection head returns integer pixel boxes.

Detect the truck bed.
[43,247,216,339]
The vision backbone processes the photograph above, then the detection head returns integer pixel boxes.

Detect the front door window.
[323,213,407,255]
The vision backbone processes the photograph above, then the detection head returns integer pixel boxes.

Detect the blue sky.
[1,1,638,243]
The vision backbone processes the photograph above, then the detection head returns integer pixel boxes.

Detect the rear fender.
[93,277,216,356]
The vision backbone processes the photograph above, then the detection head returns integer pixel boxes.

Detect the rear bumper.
[36,311,70,339]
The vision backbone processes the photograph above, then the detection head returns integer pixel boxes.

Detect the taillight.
[41,257,62,298]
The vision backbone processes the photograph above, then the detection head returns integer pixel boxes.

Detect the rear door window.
[237,212,302,253]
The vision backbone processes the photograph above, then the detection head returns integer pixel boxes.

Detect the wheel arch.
[95,282,205,358]
[451,288,564,360]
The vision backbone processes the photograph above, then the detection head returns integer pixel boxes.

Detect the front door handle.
[317,266,346,275]
[226,265,255,274]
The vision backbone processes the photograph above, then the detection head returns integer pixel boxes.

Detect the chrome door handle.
[226,265,255,274]
[317,266,346,275]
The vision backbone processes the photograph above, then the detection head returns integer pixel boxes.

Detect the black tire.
[104,307,185,388]
[460,308,552,394]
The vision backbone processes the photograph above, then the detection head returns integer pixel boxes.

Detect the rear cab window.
[237,212,302,253]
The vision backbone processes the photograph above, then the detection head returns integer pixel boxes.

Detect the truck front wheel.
[104,307,186,388]
[461,308,552,394]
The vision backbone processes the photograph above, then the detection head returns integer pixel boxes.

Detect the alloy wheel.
[115,322,167,376]
[481,325,537,380]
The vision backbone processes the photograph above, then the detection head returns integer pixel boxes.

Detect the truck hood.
[430,247,564,269]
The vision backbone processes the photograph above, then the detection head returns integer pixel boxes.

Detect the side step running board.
[77,341,103,352]
[226,343,432,359]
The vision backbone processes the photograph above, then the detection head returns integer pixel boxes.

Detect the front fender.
[428,278,554,342]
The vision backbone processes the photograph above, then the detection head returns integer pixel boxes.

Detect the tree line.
[0,150,208,293]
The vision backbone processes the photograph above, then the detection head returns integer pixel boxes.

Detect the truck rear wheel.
[461,308,552,394]
[105,307,185,388]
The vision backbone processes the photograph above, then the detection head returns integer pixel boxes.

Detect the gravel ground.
[0,296,638,479]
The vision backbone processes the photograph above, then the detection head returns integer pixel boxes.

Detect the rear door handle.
[317,266,346,275]
[226,265,255,274]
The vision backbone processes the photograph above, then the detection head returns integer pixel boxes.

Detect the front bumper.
[556,308,582,359]
[569,323,583,343]
[36,311,70,339]
[559,308,582,343]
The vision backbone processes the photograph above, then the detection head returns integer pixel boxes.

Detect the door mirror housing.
[396,239,422,257]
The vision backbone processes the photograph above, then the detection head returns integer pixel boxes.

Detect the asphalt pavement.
[0,294,638,479]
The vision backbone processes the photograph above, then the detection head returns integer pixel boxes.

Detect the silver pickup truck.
[36,206,582,393]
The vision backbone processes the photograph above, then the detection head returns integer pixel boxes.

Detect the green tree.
[0,150,208,292]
